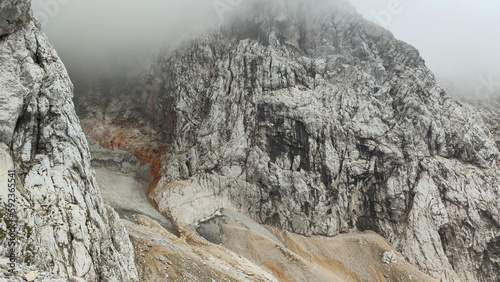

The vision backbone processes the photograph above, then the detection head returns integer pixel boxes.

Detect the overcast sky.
[349,0,500,79]
[32,0,499,84]
[32,0,216,75]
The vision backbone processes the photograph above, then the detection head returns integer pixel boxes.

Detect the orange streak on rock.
[82,122,163,207]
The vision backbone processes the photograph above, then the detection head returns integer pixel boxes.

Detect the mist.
[32,0,220,79]
[33,0,499,97]
[349,0,500,98]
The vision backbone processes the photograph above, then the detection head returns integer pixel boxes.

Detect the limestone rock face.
[467,97,500,149]
[78,0,499,281]
[0,4,137,281]
[0,0,30,37]
[0,256,69,281]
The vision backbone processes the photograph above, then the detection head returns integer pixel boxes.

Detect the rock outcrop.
[0,0,30,37]
[0,1,137,280]
[77,0,499,281]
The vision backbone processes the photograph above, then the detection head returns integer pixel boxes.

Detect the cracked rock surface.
[77,0,499,281]
[0,1,137,281]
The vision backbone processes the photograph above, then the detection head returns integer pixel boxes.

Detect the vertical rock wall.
[0,2,137,280]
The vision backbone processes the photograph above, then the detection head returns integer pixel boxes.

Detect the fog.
[33,0,499,96]
[349,0,500,77]
[32,0,219,78]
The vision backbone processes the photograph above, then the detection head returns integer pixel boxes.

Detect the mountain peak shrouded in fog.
[33,0,500,99]
[34,0,349,75]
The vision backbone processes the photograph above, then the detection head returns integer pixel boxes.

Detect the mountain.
[0,1,137,280]
[441,78,500,150]
[1,0,498,281]
[77,0,499,281]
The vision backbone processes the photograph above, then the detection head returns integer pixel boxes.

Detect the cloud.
[32,0,500,97]
[349,0,500,79]
[32,0,222,77]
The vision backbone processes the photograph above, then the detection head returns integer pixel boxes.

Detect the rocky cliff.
[0,1,137,280]
[79,0,499,281]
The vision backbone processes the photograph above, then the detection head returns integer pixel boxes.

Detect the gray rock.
[77,0,499,281]
[0,9,137,282]
[24,271,37,281]
[196,209,285,246]
[382,251,396,264]
[0,257,68,281]
[87,137,150,177]
[0,0,31,37]
[69,277,88,282]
